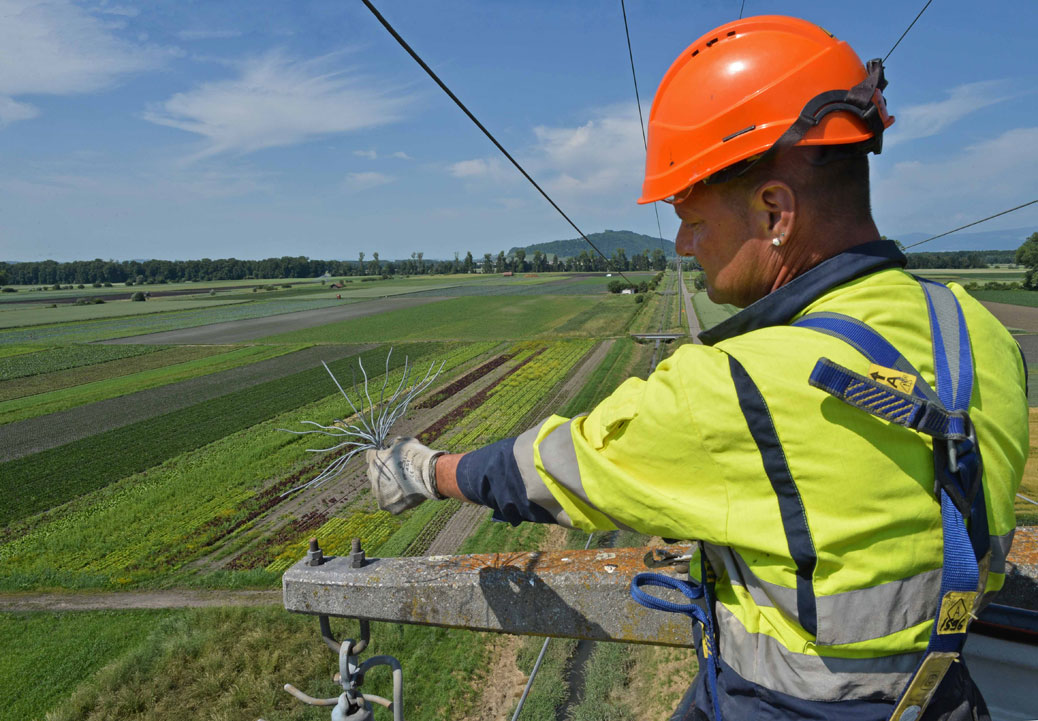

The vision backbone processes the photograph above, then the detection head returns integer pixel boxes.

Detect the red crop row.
[413,352,515,409]
[226,509,329,570]
[416,348,546,445]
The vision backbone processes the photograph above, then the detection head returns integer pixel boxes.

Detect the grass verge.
[0,609,175,721]
[32,607,488,721]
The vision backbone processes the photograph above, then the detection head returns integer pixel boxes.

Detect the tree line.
[0,247,670,286]
[1,243,1027,288]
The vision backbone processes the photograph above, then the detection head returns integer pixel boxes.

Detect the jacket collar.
[698,239,906,346]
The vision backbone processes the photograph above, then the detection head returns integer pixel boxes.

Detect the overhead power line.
[360,0,635,285]
[884,0,934,63]
[903,199,1038,250]
[620,0,669,258]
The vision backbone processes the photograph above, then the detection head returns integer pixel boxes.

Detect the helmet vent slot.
[691,49,700,57]
[726,31,736,37]
[706,37,719,47]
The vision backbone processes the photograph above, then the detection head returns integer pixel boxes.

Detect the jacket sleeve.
[456,344,734,539]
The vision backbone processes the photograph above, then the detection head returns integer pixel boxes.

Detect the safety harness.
[630,277,987,721]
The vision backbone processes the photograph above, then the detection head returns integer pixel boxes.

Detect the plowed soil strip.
[0,590,281,612]
[981,301,1038,333]
[425,504,488,555]
[0,344,364,461]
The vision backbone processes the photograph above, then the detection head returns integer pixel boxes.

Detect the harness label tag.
[867,364,916,394]
[936,591,977,635]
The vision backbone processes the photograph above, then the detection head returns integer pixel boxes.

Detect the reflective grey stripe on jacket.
[715,603,922,702]
[705,543,941,646]
[705,528,1012,647]
[512,417,635,531]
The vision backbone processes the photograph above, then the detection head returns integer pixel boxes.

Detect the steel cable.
[360,0,636,286]
[510,532,595,720]
[1018,493,1038,508]
[902,200,1038,250]
[884,0,934,63]
[620,0,669,263]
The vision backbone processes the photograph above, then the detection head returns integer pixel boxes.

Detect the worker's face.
[672,182,767,307]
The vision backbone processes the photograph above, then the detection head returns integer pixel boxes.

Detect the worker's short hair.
[726,143,873,223]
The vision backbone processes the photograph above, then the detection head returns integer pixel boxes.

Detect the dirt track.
[0,589,280,612]
[100,296,441,345]
[679,266,703,341]
[980,301,1038,333]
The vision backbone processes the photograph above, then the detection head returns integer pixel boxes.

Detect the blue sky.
[0,0,1035,262]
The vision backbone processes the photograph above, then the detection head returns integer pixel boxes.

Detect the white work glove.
[366,436,446,514]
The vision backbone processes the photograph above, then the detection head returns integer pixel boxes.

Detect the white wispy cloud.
[176,29,243,41]
[884,80,1015,147]
[874,126,1038,233]
[354,149,411,160]
[143,50,414,159]
[448,104,645,202]
[0,96,40,127]
[0,0,168,126]
[343,171,394,192]
[449,157,512,181]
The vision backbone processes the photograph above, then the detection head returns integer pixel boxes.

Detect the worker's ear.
[754,181,795,242]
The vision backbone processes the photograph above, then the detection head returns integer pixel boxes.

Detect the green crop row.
[559,338,637,417]
[0,342,164,380]
[0,343,446,526]
[0,342,495,588]
[0,344,50,360]
[265,510,401,572]
[445,341,594,451]
[0,343,261,411]
[262,295,629,344]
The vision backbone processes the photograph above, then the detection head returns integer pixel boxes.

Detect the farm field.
[691,291,738,330]
[970,289,1038,308]
[0,343,305,424]
[262,294,644,343]
[0,297,346,345]
[0,277,327,304]
[0,298,248,329]
[3,267,1033,720]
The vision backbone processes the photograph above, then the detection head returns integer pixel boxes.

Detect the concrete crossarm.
[282,546,697,647]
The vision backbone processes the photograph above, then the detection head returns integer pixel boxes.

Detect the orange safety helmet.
[639,15,894,204]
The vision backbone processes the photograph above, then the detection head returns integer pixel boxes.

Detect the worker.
[366,16,1027,721]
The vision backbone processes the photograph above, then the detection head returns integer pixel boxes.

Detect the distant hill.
[895,226,1034,252]
[507,230,676,259]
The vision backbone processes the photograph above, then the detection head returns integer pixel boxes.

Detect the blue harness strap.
[794,280,987,720]
[631,548,722,721]
[628,279,986,721]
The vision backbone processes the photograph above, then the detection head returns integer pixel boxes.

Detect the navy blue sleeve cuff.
[456,437,558,526]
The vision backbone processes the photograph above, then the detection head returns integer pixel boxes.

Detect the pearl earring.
[772,231,785,247]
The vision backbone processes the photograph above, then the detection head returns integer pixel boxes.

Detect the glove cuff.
[425,450,447,500]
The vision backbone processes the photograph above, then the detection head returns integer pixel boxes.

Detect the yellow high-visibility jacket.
[454,241,1027,719]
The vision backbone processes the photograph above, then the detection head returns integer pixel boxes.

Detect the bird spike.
[279,348,444,495]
